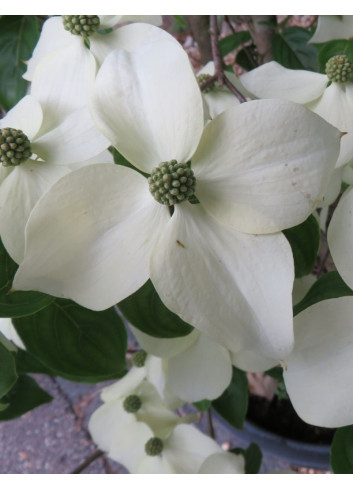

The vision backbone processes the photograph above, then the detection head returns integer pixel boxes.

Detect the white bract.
[0,317,25,350]
[240,60,353,168]
[197,61,241,119]
[309,15,353,43]
[24,17,165,124]
[0,95,109,263]
[104,420,225,474]
[198,452,245,474]
[234,297,353,428]
[328,185,353,289]
[130,325,233,402]
[13,39,341,361]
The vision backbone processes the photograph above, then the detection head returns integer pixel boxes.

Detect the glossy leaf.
[0,16,40,110]
[0,374,52,420]
[212,366,248,429]
[318,39,353,76]
[331,425,353,473]
[232,443,262,474]
[0,342,17,398]
[13,300,127,382]
[293,271,353,316]
[193,399,211,412]
[119,280,194,338]
[272,26,319,71]
[219,31,251,57]
[283,214,320,278]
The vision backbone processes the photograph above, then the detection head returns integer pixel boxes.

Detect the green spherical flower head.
[197,73,216,93]
[123,394,142,413]
[132,350,147,368]
[0,128,32,167]
[62,15,100,37]
[148,160,196,206]
[145,437,164,456]
[325,54,353,83]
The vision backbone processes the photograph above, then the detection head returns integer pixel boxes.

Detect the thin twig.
[207,15,246,103]
[317,247,330,277]
[223,76,247,103]
[70,449,104,474]
[209,16,223,86]
[206,408,215,439]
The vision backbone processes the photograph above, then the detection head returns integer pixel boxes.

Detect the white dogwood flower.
[130,325,233,402]
[328,185,353,290]
[232,297,353,428]
[240,58,353,167]
[198,452,245,474]
[105,420,224,474]
[24,17,166,123]
[13,39,341,360]
[0,95,110,263]
[309,15,353,43]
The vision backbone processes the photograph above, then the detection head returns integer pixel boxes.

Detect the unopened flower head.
[148,160,196,206]
[325,54,353,83]
[62,15,100,37]
[0,128,32,167]
[132,350,148,368]
[197,73,216,93]
[145,437,164,456]
[123,394,142,413]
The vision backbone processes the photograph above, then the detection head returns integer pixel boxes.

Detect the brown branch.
[206,409,215,439]
[205,15,246,103]
[225,15,259,69]
[209,16,223,85]
[70,449,104,474]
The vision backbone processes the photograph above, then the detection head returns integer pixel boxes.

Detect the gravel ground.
[0,373,298,474]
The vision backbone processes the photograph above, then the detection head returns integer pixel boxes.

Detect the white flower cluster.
[4,13,353,473]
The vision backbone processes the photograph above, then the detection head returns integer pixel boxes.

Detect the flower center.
[0,128,32,167]
[148,160,196,206]
[62,15,100,37]
[145,437,164,456]
[123,394,142,413]
[325,54,353,83]
[197,73,216,93]
[132,350,147,368]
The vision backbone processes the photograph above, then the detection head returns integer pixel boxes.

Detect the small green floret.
[145,437,164,456]
[325,54,353,83]
[148,160,196,206]
[123,394,142,413]
[132,350,147,368]
[62,15,100,37]
[0,128,32,167]
[197,73,216,93]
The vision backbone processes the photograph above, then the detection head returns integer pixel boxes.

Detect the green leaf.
[212,366,248,429]
[0,342,17,398]
[0,16,40,110]
[219,31,251,57]
[13,300,127,382]
[283,214,320,278]
[236,45,258,71]
[15,348,55,376]
[0,374,52,420]
[331,425,353,473]
[271,26,319,71]
[193,399,211,411]
[119,280,194,338]
[232,443,262,474]
[318,39,353,77]
[0,237,54,317]
[109,146,148,177]
[265,366,283,382]
[293,271,353,316]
